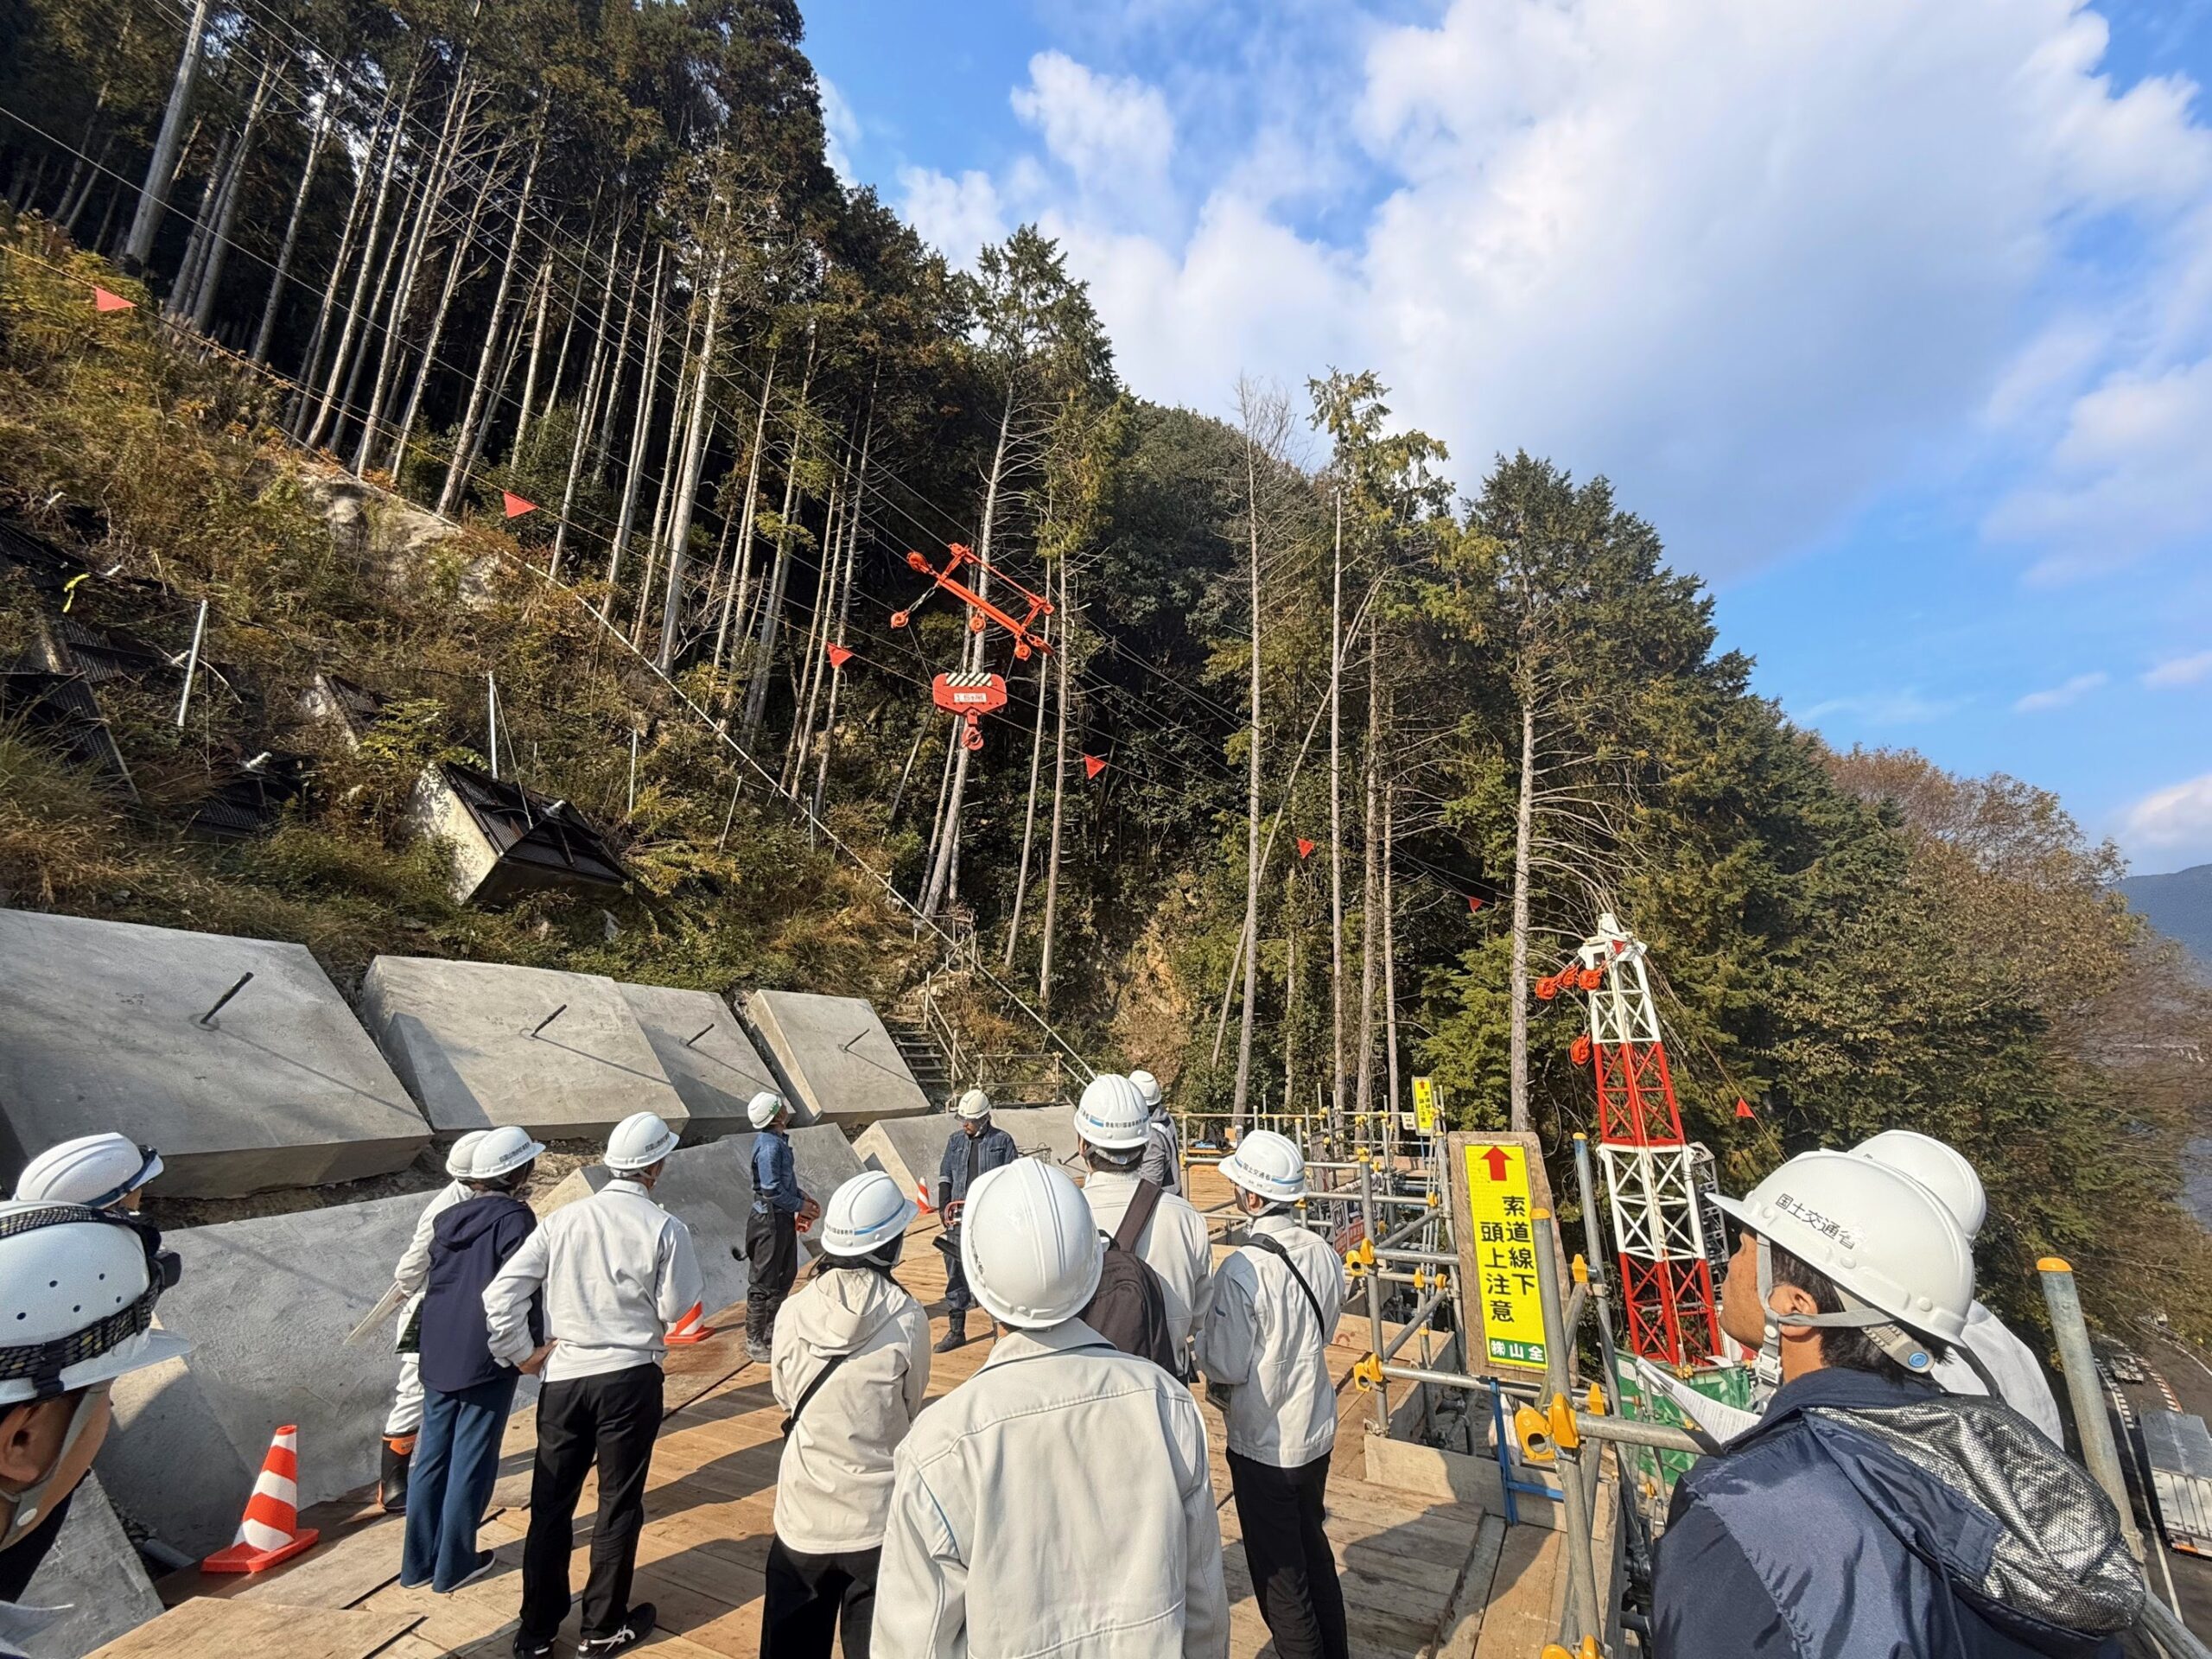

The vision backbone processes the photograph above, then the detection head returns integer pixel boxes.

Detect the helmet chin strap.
[1,1387,103,1550]
[1755,1236,1937,1377]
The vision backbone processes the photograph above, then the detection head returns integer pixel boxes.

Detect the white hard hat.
[469,1126,545,1181]
[0,1203,190,1408]
[1074,1074,1149,1151]
[444,1130,491,1179]
[1128,1069,1164,1110]
[954,1088,992,1121]
[1221,1128,1306,1203]
[821,1170,918,1258]
[1713,1149,1974,1372]
[1853,1130,1986,1242]
[958,1159,1102,1330]
[14,1135,163,1211]
[606,1111,679,1172]
[747,1091,787,1130]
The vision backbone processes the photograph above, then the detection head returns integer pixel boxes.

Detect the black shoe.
[440,1550,498,1593]
[379,1440,410,1513]
[934,1313,967,1354]
[577,1603,655,1656]
[511,1637,553,1659]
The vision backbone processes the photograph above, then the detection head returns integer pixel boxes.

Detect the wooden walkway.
[133,1168,1578,1659]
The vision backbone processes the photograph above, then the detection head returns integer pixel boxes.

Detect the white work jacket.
[1082,1168,1214,1355]
[1934,1299,2063,1445]
[874,1319,1229,1659]
[483,1178,702,1384]
[772,1264,931,1554]
[1197,1213,1344,1467]
[391,1177,471,1348]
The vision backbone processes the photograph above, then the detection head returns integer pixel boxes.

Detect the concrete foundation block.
[0,910,429,1199]
[19,1474,162,1658]
[358,956,688,1142]
[854,1105,1082,1204]
[102,1191,537,1557]
[614,982,795,1139]
[739,990,930,1128]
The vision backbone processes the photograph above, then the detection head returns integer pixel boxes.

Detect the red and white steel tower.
[1571,913,1722,1366]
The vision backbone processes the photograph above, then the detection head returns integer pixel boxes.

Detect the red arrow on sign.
[1083,754,1106,780]
[1479,1146,1510,1181]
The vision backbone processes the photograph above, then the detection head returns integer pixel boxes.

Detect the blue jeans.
[401,1374,518,1592]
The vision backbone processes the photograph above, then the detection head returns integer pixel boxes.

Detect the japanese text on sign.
[1412,1077,1440,1135]
[1465,1141,1546,1370]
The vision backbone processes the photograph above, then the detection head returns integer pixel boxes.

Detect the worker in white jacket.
[378,1129,487,1511]
[875,1158,1229,1659]
[765,1170,931,1659]
[1075,1074,1212,1371]
[1197,1130,1348,1659]
[484,1112,702,1659]
[1852,1130,2063,1443]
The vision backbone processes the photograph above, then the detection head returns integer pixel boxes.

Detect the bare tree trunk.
[61,134,114,232]
[601,242,664,585]
[920,724,959,901]
[1001,627,1049,970]
[631,289,699,649]
[886,713,930,826]
[657,238,727,671]
[810,397,869,831]
[251,99,330,364]
[549,214,625,575]
[437,136,538,511]
[124,0,212,271]
[292,85,394,419]
[711,351,777,689]
[592,237,646,477]
[1039,556,1072,1013]
[306,68,415,449]
[167,129,230,321]
[1382,761,1402,1163]
[188,56,278,332]
[1509,698,1534,1135]
[1355,608,1381,1125]
[1284,867,1300,1114]
[783,454,847,790]
[1328,492,1346,1130]
[54,78,111,227]
[390,131,505,475]
[739,324,818,741]
[512,250,554,457]
[1232,402,1266,1129]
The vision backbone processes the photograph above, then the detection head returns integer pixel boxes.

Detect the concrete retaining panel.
[0,910,429,1198]
[854,1106,1082,1205]
[615,982,797,1138]
[20,1473,162,1657]
[359,956,688,1142]
[537,1137,757,1321]
[103,1191,537,1556]
[739,990,930,1128]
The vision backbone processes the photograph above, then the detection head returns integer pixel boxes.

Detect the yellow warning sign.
[1465,1141,1547,1370]
[1412,1077,1440,1135]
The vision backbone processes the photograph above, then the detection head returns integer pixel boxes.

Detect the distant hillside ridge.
[2118,863,2212,970]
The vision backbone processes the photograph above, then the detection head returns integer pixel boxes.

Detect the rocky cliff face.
[287,463,499,607]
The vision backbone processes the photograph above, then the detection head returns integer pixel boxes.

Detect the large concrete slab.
[20,1474,162,1657]
[538,1137,758,1321]
[102,1190,536,1556]
[854,1105,1082,1203]
[0,910,429,1198]
[739,989,931,1128]
[359,956,688,1142]
[615,982,799,1138]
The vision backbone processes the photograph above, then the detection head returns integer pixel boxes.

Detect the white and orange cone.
[665,1301,713,1346]
[202,1425,321,1573]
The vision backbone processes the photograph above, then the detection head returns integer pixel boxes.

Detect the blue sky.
[802,0,2212,875]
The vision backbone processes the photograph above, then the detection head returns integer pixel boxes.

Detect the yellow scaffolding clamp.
[1571,1254,1589,1286]
[1539,1640,1602,1659]
[1351,1353,1384,1393]
[1513,1394,1583,1465]
[1345,1238,1376,1280]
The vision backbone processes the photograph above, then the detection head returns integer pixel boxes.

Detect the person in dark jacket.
[931,1089,1018,1353]
[401,1127,544,1595]
[747,1092,818,1363]
[1654,1152,2139,1659]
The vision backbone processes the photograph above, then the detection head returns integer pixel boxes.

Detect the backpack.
[1077,1179,1182,1377]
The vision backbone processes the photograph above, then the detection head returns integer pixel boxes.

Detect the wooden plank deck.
[154,1166,1528,1658]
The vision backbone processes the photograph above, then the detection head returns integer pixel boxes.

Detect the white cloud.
[2012,671,2109,712]
[896,166,1007,267]
[818,76,862,184]
[2120,772,2212,855]
[882,3,2212,582]
[1796,689,1969,728]
[2145,649,2212,688]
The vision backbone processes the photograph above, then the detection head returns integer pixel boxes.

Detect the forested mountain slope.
[2,0,2207,1334]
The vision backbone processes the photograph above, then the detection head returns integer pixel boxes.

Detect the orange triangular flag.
[502,491,537,518]
[1083,754,1106,780]
[1467,895,1484,912]
[93,286,134,313]
[827,642,854,669]
[1734,1096,1755,1120]
[1297,838,1316,860]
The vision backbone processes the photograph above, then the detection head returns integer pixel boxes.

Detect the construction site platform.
[130,1168,1592,1659]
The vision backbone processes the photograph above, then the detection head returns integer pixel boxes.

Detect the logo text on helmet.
[1771,1192,1858,1251]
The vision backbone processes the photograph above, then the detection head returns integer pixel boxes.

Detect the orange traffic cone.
[665,1301,714,1346]
[202,1425,320,1573]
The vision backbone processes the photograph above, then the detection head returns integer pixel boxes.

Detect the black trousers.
[747,1209,799,1336]
[760,1536,880,1659]
[1229,1447,1348,1659]
[938,1227,974,1313]
[519,1363,663,1644]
